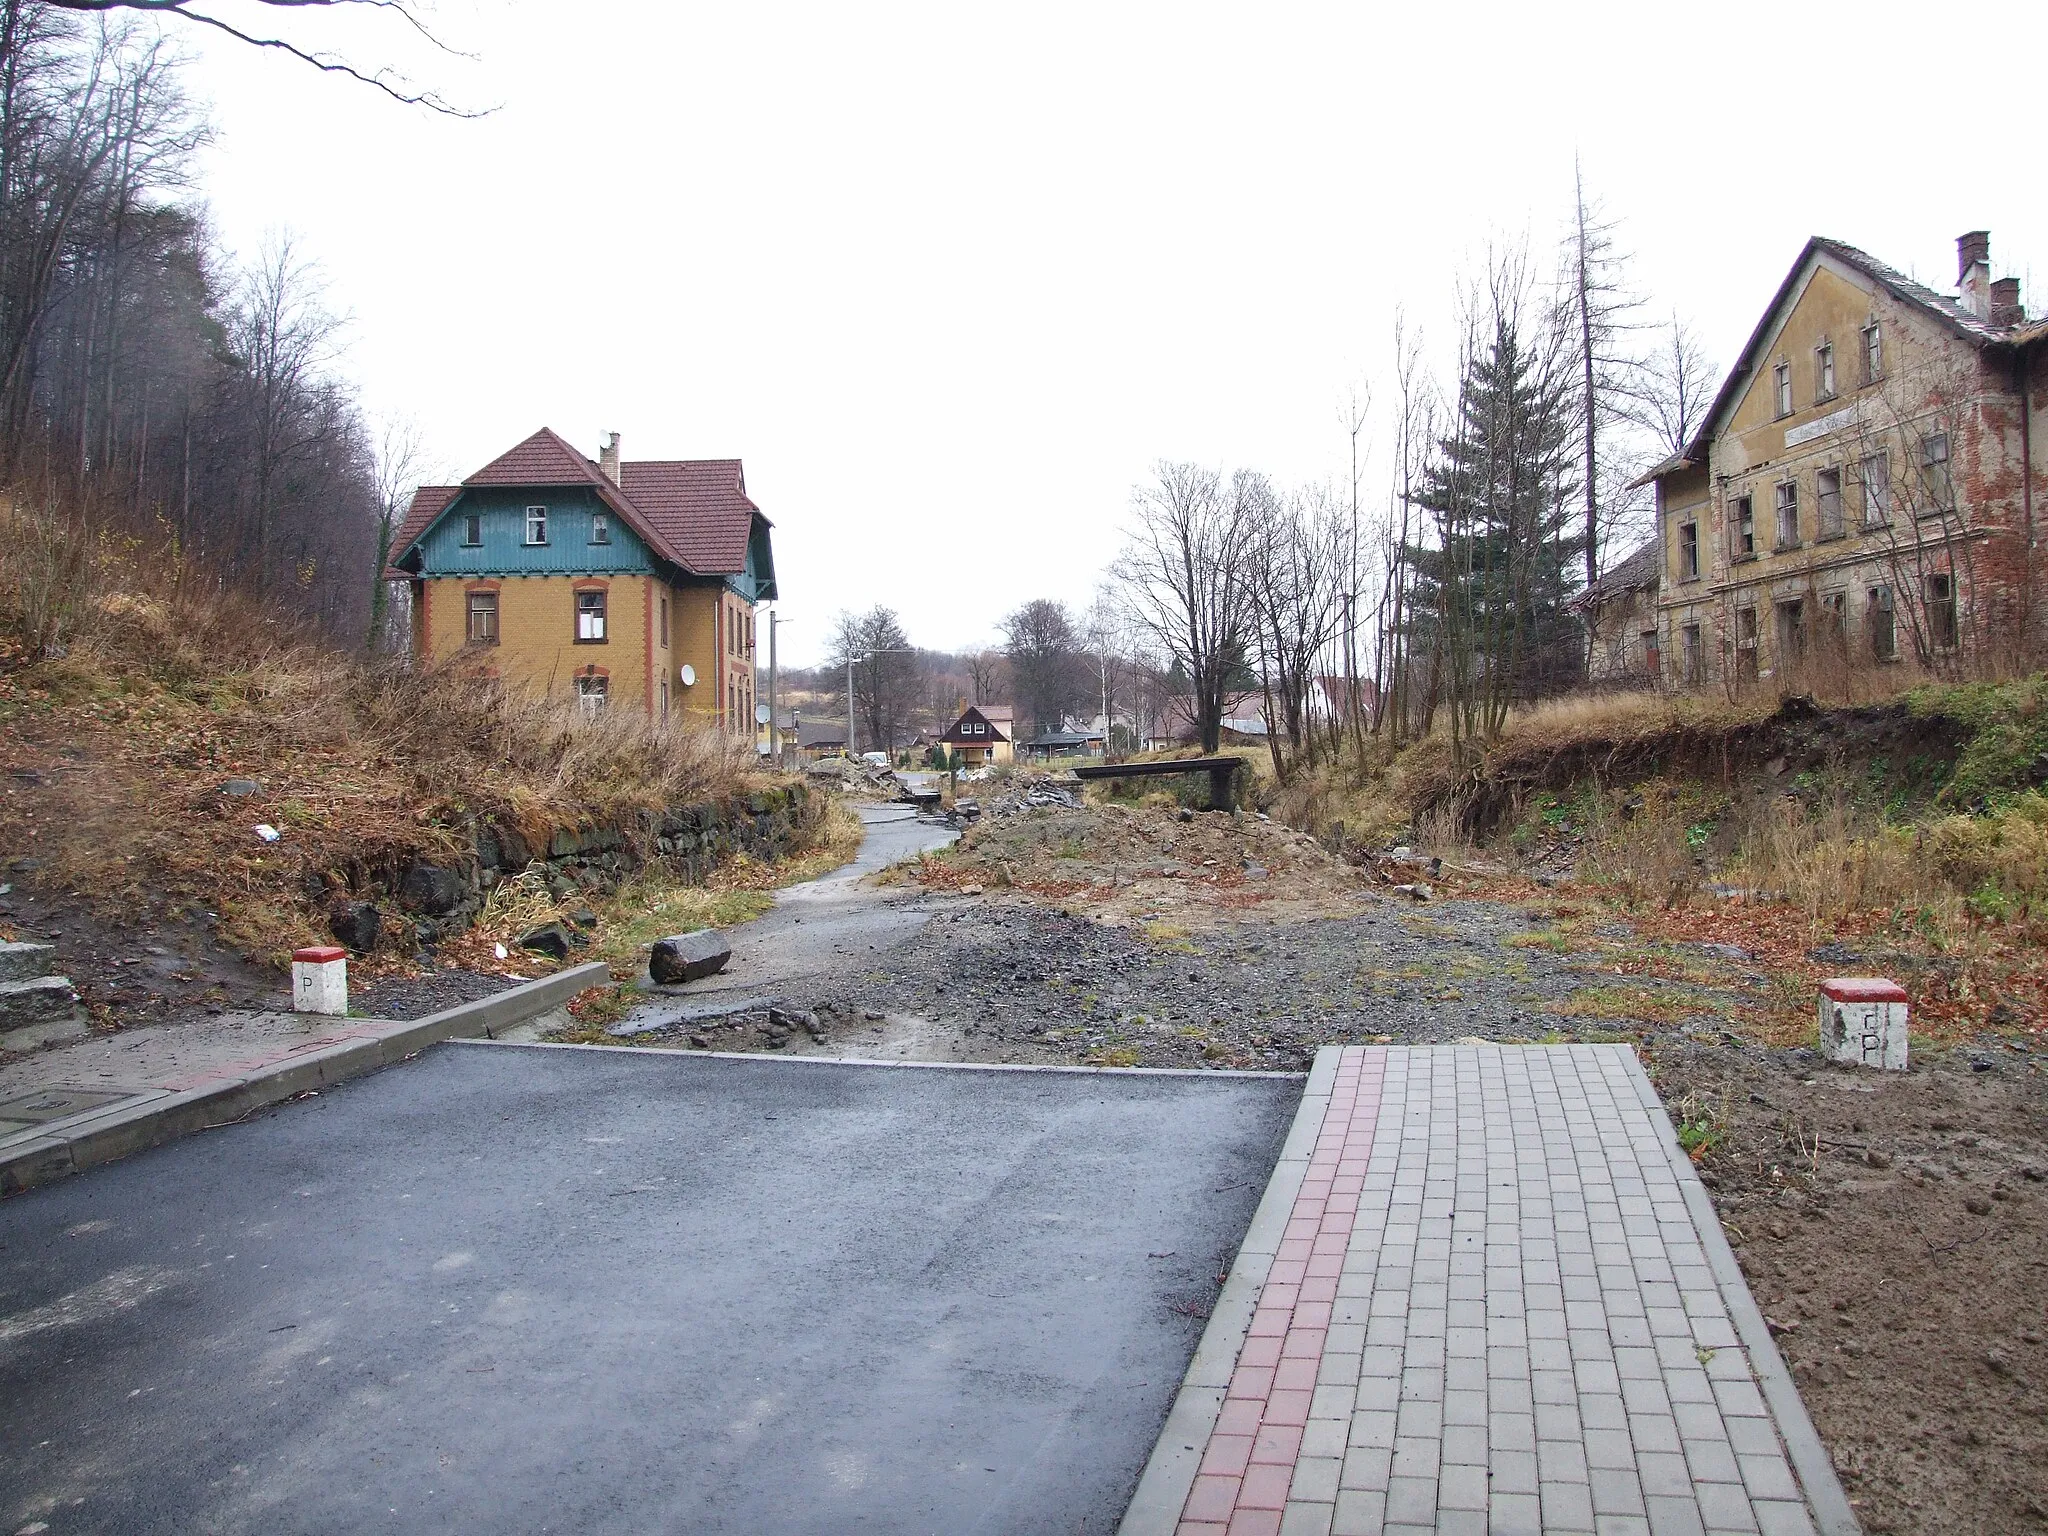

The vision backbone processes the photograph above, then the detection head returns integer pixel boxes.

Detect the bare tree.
[828,605,920,753]
[367,411,424,651]
[1245,478,1349,779]
[1631,313,1717,457]
[228,231,344,570]
[965,648,1004,705]
[1000,597,1085,736]
[1563,161,1644,587]
[1114,460,1257,756]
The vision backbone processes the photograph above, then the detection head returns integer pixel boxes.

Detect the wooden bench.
[1068,755,1245,811]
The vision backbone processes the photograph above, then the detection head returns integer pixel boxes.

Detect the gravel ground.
[614,894,1744,1068]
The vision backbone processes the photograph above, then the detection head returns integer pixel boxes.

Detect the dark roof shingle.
[385,427,767,580]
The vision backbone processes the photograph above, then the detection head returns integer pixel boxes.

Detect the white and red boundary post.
[292,945,349,1017]
[1818,976,1909,1069]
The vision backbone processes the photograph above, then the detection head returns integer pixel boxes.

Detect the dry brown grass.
[0,495,789,965]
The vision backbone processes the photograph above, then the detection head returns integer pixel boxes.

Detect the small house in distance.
[386,427,775,730]
[937,703,1014,767]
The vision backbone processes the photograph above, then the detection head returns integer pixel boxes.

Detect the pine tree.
[1404,303,1583,747]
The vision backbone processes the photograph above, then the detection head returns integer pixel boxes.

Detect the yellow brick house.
[387,428,775,730]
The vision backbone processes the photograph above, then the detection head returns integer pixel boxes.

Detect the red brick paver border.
[1178,1049,1384,1535]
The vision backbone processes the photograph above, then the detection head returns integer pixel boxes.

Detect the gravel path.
[617,894,1741,1069]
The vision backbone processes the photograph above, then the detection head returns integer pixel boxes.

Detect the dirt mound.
[1434,695,1971,840]
[912,790,1366,929]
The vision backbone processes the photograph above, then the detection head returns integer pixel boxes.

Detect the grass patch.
[1548,983,1720,1027]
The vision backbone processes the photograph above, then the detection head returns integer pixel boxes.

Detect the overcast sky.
[179,1,2046,666]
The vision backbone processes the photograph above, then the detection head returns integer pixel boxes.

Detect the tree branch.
[45,0,486,116]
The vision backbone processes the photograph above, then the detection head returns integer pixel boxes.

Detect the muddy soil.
[1646,1041,2048,1535]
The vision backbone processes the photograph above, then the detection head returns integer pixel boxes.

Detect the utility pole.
[768,611,788,769]
[1098,647,1110,760]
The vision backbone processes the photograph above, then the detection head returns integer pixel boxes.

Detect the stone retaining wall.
[327,783,823,951]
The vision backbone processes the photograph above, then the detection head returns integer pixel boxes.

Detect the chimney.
[598,431,621,486]
[1990,276,2025,329]
[1956,231,1992,319]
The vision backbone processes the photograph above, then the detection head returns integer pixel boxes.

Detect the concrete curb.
[1620,1046,1864,1536]
[1116,1044,1335,1535]
[455,1037,1305,1080]
[1,962,610,1198]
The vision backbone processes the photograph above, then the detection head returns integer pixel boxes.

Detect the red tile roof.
[384,427,767,581]
[384,485,459,579]
[619,459,762,574]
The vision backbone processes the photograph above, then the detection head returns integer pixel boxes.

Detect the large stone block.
[650,929,731,985]
[0,975,80,1030]
[399,862,467,915]
[0,941,57,984]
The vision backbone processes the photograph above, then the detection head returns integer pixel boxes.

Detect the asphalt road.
[0,1042,1299,1534]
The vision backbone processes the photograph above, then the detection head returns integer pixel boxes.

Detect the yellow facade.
[1650,242,2039,686]
[418,572,754,725]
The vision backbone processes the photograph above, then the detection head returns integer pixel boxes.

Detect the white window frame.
[1860,454,1891,525]
[1816,340,1835,399]
[462,511,482,547]
[590,512,611,546]
[1774,479,1799,548]
[1863,321,1883,383]
[525,505,548,545]
[576,674,608,718]
[1773,362,1792,418]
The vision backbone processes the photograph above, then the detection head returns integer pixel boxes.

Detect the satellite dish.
[679,664,696,686]
[755,701,772,725]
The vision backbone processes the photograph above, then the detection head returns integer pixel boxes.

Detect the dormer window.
[525,506,548,545]
[1815,341,1835,400]
[462,511,482,547]
[590,512,610,546]
[1773,362,1793,418]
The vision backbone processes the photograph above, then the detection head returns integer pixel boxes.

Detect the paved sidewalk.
[1126,1045,1857,1536]
[0,963,604,1194]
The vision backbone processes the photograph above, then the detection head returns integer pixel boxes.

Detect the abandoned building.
[1636,231,2045,689]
